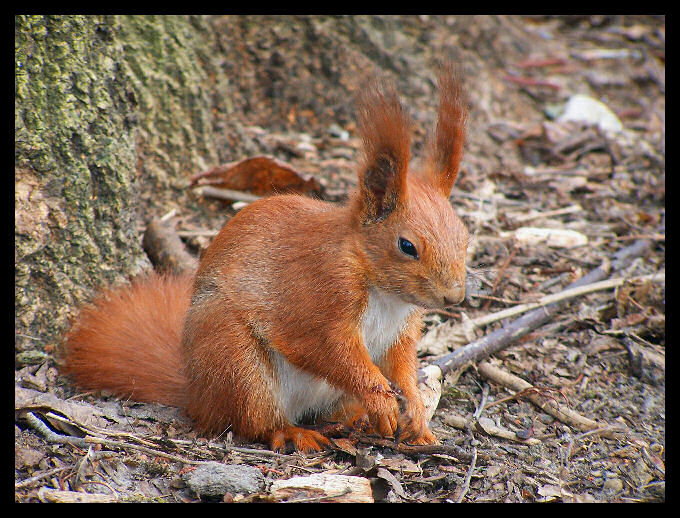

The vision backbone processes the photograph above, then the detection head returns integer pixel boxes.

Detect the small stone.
[328,123,349,140]
[183,462,265,498]
[603,477,623,493]
[168,477,186,489]
[15,445,45,470]
[557,94,623,133]
[538,413,554,425]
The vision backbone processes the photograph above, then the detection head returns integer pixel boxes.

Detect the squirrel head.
[353,63,469,309]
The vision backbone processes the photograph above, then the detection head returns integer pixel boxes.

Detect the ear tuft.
[356,79,411,222]
[427,62,468,196]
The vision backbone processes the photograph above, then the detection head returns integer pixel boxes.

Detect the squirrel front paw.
[396,393,439,445]
[362,383,400,438]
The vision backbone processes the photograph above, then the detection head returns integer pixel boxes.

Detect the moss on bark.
[15,15,228,359]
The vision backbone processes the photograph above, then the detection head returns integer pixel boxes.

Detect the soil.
[15,15,664,503]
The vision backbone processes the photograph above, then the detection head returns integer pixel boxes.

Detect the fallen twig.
[176,229,219,238]
[355,436,485,464]
[483,385,568,410]
[503,75,561,90]
[21,409,297,466]
[473,383,489,420]
[195,185,262,203]
[15,466,69,490]
[606,233,665,243]
[507,204,582,224]
[515,57,567,69]
[476,362,623,438]
[455,446,477,503]
[23,411,208,465]
[415,240,655,437]
[143,218,198,274]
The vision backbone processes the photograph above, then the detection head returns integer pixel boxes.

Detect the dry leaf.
[376,467,407,499]
[419,312,477,356]
[190,156,323,197]
[378,456,421,474]
[331,437,358,456]
[15,385,114,431]
[537,484,570,502]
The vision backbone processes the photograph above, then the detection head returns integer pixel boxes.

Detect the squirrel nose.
[443,295,461,306]
[443,287,465,306]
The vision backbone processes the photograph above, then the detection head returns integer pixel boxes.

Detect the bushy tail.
[62,272,194,407]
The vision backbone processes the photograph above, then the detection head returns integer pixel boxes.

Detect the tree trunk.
[15,15,229,360]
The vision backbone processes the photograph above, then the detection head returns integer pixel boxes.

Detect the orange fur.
[426,62,468,196]
[63,273,192,407]
[62,65,469,452]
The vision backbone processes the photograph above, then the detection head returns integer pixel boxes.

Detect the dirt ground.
[15,15,664,502]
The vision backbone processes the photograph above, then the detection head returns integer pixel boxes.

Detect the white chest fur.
[272,287,416,424]
[272,351,341,424]
[361,287,418,363]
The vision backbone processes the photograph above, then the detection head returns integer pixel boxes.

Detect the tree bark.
[15,15,228,358]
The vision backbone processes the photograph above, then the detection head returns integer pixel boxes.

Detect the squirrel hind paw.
[270,426,331,453]
[401,427,439,446]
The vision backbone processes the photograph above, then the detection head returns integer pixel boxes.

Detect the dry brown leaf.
[331,437,358,456]
[376,467,407,499]
[15,385,115,431]
[378,456,421,474]
[190,156,323,197]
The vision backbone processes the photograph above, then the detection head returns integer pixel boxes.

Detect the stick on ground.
[142,218,198,274]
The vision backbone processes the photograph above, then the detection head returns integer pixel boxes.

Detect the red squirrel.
[63,65,469,453]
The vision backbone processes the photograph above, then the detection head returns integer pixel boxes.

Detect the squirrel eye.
[398,237,419,259]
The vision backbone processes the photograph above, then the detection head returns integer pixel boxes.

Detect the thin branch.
[507,204,582,224]
[22,410,296,466]
[444,413,541,446]
[476,362,624,438]
[473,383,489,420]
[503,75,561,90]
[195,185,262,203]
[23,412,208,465]
[606,233,664,243]
[355,435,484,464]
[15,466,69,490]
[455,446,477,503]
[142,218,198,274]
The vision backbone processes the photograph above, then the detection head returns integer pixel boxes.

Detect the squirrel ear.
[426,62,468,197]
[356,80,411,223]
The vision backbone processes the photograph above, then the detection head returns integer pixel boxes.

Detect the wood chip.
[269,473,374,503]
